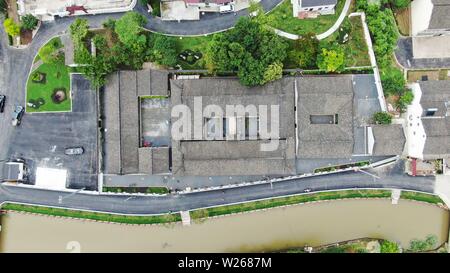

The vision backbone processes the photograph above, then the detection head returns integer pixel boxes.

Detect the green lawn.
[191,190,445,220]
[103,186,170,194]
[342,16,371,67]
[191,190,392,220]
[26,61,71,112]
[2,203,181,225]
[169,35,213,70]
[267,0,346,35]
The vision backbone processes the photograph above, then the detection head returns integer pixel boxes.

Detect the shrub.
[397,90,414,112]
[381,67,406,96]
[380,240,400,253]
[21,14,39,30]
[3,18,20,37]
[373,112,392,124]
[317,46,345,73]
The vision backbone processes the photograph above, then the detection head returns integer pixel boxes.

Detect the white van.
[220,4,235,13]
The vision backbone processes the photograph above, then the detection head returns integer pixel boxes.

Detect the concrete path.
[316,0,352,40]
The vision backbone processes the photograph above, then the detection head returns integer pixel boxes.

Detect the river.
[0,199,448,252]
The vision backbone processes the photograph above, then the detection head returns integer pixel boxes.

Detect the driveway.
[6,74,98,190]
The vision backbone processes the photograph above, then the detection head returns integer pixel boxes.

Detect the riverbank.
[1,198,448,252]
[0,189,445,225]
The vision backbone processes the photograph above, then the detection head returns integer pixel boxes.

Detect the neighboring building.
[407,80,450,160]
[160,0,243,21]
[292,0,337,19]
[411,0,450,58]
[17,0,137,21]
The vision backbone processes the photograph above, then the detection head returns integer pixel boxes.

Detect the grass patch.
[267,0,346,35]
[26,61,71,112]
[103,186,170,194]
[400,192,444,205]
[2,203,180,224]
[169,35,213,70]
[191,190,392,219]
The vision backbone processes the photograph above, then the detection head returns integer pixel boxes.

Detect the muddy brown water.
[0,199,448,252]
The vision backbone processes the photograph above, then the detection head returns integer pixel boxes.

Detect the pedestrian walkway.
[271,0,352,41]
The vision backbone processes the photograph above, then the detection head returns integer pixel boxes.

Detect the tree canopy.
[114,12,148,52]
[289,33,319,69]
[316,46,345,72]
[206,16,288,86]
[3,18,20,37]
[21,14,39,30]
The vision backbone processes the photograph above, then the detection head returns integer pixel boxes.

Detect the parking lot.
[6,74,98,190]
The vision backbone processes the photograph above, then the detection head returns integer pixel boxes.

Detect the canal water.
[0,199,448,252]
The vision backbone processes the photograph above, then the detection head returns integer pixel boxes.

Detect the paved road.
[135,0,282,35]
[0,162,437,214]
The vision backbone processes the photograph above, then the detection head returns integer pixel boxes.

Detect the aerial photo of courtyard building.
[0,0,449,261]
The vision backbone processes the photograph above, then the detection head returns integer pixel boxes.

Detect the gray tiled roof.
[301,0,337,8]
[170,77,296,176]
[372,125,405,156]
[103,70,169,175]
[419,80,450,159]
[103,72,121,174]
[422,118,450,159]
[419,80,450,117]
[296,76,354,158]
[429,0,450,30]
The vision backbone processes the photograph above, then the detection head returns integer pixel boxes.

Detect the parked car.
[0,95,5,113]
[65,147,84,155]
[303,188,312,193]
[11,105,24,126]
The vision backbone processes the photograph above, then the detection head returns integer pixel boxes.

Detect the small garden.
[26,37,71,112]
[3,0,39,46]
[267,0,346,36]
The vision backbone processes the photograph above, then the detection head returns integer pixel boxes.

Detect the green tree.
[114,11,148,51]
[408,235,438,252]
[373,112,392,124]
[206,16,288,86]
[3,18,21,37]
[381,67,405,96]
[317,47,345,72]
[148,35,177,67]
[390,0,411,9]
[38,38,63,64]
[397,90,414,112]
[290,33,319,68]
[262,62,283,84]
[380,240,400,253]
[21,14,38,30]
[70,18,89,47]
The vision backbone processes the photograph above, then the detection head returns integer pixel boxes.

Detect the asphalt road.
[0,167,436,214]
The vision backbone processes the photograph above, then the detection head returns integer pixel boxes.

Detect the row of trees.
[70,12,179,87]
[3,14,38,37]
[357,0,413,112]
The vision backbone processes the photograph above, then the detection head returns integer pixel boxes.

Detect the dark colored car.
[0,95,5,113]
[12,105,24,126]
[65,147,84,155]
